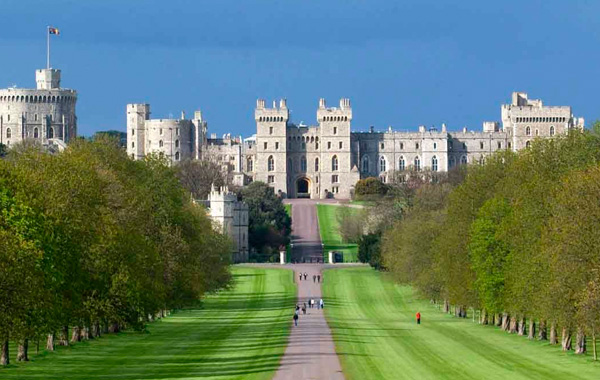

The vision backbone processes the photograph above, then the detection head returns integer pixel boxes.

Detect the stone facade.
[0,68,77,148]
[206,185,249,263]
[127,92,584,199]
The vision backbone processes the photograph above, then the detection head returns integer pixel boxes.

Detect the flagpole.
[46,26,50,69]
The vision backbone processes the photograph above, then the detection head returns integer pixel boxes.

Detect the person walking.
[302,303,306,315]
[320,299,324,309]
[416,311,421,325]
[299,273,302,282]
[304,272,308,281]
[310,299,314,309]
[317,274,321,283]
[293,311,299,326]
[313,275,316,283]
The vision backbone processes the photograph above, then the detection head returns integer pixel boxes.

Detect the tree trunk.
[80,326,89,340]
[71,326,81,343]
[16,339,28,362]
[538,320,547,341]
[593,330,597,361]
[46,333,55,351]
[502,313,510,331]
[443,300,449,313]
[518,317,526,336]
[496,313,502,327]
[575,328,586,354]
[509,316,518,334]
[58,326,69,346]
[528,319,536,340]
[1,339,8,366]
[481,309,488,325]
[92,322,101,338]
[561,327,572,351]
[550,322,558,344]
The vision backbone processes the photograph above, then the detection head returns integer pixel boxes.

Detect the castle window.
[264,142,267,150]
[526,141,531,148]
[132,142,135,148]
[268,155,275,171]
[535,129,539,136]
[362,156,369,172]
[381,143,384,150]
[462,142,466,150]
[316,177,319,183]
[160,128,163,135]
[34,114,38,121]
[269,127,273,135]
[132,129,135,136]
[480,141,484,149]
[332,155,339,171]
[316,142,319,149]
[332,174,339,183]
[461,155,467,165]
[433,142,437,150]
[497,141,501,149]
[311,136,314,143]
[159,140,164,148]
[175,152,180,161]
[333,127,337,135]
[6,128,11,139]
[328,142,332,149]
[275,142,279,150]
[379,156,386,173]
[400,142,404,150]
[316,137,319,142]
[7,115,10,122]
[508,142,512,149]
[176,128,179,136]
[268,175,275,183]
[414,156,421,171]
[301,156,307,171]
[339,141,343,149]
[432,156,438,172]
[34,128,39,139]
[315,157,319,171]
[416,142,420,149]
[399,156,405,171]
[526,126,531,136]
[550,126,555,136]
[49,127,54,139]
[247,157,253,172]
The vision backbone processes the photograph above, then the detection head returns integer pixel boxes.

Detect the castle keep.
[127,93,584,199]
[0,68,77,148]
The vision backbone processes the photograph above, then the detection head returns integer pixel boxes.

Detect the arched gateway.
[296,177,310,198]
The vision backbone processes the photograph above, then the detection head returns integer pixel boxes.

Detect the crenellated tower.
[255,99,289,195]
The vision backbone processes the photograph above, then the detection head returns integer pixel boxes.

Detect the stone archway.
[296,177,310,198]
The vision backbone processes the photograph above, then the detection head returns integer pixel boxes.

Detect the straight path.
[272,264,345,380]
[286,199,323,263]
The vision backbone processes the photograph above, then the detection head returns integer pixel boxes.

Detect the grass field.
[1,267,295,380]
[316,204,359,262]
[323,267,600,380]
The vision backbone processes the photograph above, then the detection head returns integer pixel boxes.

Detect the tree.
[175,157,228,200]
[240,182,291,259]
[354,177,388,200]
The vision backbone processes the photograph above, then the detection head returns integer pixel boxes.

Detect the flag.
[49,27,59,35]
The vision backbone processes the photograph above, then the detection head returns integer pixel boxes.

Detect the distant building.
[0,68,77,149]
[205,185,249,263]
[127,92,584,199]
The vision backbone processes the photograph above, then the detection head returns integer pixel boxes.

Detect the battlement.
[317,98,352,123]
[255,99,289,122]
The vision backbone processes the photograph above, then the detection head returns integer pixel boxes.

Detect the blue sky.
[1,0,598,137]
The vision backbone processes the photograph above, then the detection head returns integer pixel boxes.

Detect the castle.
[0,68,77,149]
[127,93,584,199]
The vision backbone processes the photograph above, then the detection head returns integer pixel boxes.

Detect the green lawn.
[1,267,295,380]
[323,267,600,380]
[285,204,292,262]
[316,204,359,262]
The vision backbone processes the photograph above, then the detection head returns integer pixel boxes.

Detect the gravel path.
[272,265,345,380]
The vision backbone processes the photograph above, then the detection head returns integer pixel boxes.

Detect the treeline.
[0,138,232,366]
[382,128,600,359]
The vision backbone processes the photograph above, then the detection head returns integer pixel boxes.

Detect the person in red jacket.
[416,312,421,325]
